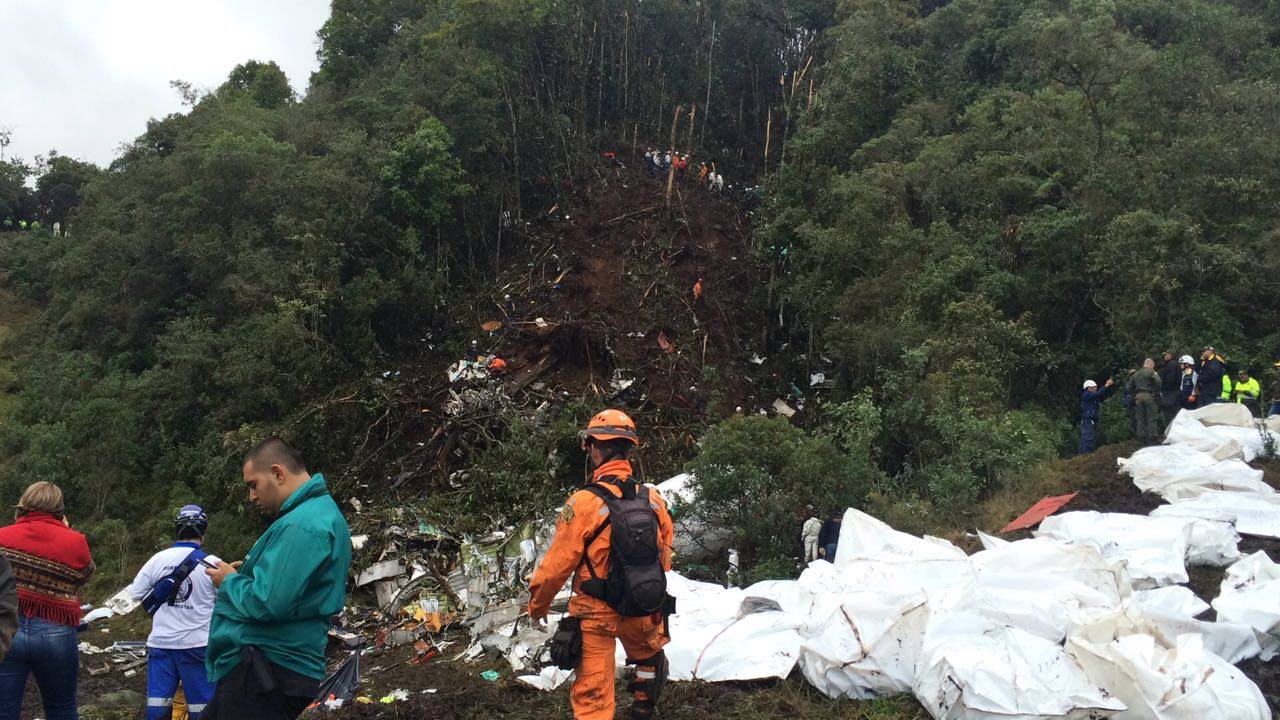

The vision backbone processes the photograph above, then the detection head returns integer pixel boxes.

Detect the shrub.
[686,414,876,569]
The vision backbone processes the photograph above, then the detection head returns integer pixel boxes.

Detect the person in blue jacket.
[1079,377,1117,455]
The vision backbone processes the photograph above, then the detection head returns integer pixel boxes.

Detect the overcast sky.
[1,0,332,168]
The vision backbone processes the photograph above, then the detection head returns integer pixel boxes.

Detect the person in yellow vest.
[1232,370,1261,416]
[1220,373,1233,403]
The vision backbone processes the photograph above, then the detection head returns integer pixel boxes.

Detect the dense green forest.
[1,0,1278,577]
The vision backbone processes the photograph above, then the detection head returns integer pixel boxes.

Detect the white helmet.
[1179,355,1194,365]
[1083,380,1098,389]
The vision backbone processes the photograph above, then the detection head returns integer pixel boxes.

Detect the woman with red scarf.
[0,482,94,720]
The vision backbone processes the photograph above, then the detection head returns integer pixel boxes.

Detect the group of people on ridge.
[1,219,65,235]
[1079,347,1278,454]
[642,148,725,193]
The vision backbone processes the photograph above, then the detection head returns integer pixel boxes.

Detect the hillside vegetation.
[0,0,1278,583]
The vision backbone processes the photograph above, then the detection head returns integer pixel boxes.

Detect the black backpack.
[577,478,669,617]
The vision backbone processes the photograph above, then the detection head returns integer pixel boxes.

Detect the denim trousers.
[0,613,79,720]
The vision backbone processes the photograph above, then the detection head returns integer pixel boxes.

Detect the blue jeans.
[824,543,838,563]
[148,646,214,719]
[0,614,79,720]
[1268,401,1279,417]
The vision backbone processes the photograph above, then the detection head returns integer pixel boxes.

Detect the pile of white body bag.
[517,404,1280,718]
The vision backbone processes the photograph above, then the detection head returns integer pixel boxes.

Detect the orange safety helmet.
[581,409,639,447]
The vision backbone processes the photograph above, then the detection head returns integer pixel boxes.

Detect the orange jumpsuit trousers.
[528,459,674,720]
[573,613,667,719]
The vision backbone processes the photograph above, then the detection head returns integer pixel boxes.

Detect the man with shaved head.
[1126,358,1164,445]
[201,438,351,719]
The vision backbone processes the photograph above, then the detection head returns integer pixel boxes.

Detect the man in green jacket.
[1126,358,1163,444]
[202,438,351,720]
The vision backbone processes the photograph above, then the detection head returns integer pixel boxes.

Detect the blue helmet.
[175,504,208,538]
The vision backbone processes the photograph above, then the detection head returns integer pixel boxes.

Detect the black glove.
[549,617,583,670]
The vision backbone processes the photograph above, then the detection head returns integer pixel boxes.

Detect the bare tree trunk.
[700,19,716,147]
[623,9,630,127]
[763,107,772,174]
[596,20,605,137]
[658,74,666,134]
[666,105,683,207]
[737,93,744,149]
[686,104,697,156]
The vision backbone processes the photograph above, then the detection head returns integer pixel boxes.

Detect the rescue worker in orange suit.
[527,410,674,720]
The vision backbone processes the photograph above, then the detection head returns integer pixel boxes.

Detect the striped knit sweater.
[0,512,94,626]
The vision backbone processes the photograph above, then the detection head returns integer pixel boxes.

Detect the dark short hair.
[588,437,633,462]
[245,437,308,474]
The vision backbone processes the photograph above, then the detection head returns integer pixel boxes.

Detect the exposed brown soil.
[369,160,777,502]
[479,161,767,473]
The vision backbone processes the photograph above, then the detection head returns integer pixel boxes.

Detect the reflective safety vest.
[1221,375,1233,400]
[1234,377,1261,402]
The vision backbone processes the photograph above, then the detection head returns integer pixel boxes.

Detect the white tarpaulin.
[914,616,1126,720]
[1163,410,1276,462]
[1130,586,1208,618]
[1068,632,1269,720]
[1186,403,1256,428]
[968,536,1128,642]
[1119,446,1271,502]
[798,592,931,698]
[683,610,807,681]
[1036,511,1190,587]
[1212,551,1280,661]
[1151,491,1280,539]
[1034,511,1239,587]
[663,573,747,681]
[662,573,809,682]
[829,509,975,609]
[1119,443,1218,479]
[1068,595,1260,666]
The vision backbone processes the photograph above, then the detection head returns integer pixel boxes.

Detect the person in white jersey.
[126,505,220,719]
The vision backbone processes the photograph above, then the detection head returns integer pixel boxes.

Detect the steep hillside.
[376,159,770,493]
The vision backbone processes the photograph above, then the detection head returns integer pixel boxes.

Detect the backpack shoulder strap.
[167,548,208,599]
[142,547,208,614]
[577,483,616,580]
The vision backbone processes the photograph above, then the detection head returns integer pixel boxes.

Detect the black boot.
[628,651,667,720]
